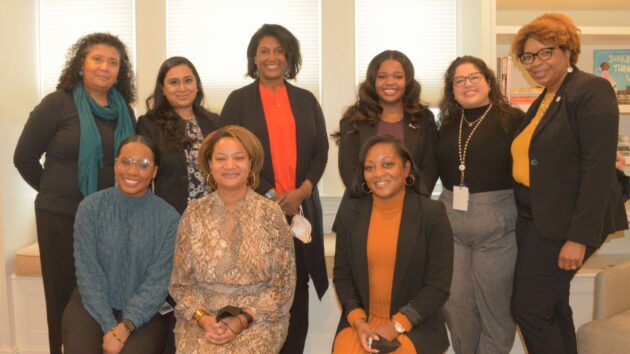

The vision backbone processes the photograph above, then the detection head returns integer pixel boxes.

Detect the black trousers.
[279,239,310,354]
[35,208,77,354]
[62,288,168,354]
[511,185,596,354]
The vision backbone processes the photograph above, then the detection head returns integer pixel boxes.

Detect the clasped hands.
[198,314,244,345]
[272,180,313,215]
[353,318,399,353]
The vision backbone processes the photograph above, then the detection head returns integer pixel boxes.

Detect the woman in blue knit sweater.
[61,135,180,354]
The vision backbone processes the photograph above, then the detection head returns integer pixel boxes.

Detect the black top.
[136,110,218,214]
[437,105,524,193]
[13,89,136,216]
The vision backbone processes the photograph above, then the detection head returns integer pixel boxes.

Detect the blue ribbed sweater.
[73,186,179,332]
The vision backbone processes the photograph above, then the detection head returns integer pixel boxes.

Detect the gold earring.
[405,174,416,187]
[360,182,372,194]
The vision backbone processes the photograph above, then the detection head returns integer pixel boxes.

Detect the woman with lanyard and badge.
[436,56,524,354]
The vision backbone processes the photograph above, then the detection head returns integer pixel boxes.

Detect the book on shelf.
[510,87,543,105]
[593,49,630,105]
[496,56,512,98]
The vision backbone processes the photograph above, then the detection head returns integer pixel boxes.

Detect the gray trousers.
[61,288,169,354]
[440,189,517,354]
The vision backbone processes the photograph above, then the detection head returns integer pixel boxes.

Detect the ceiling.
[497,0,630,11]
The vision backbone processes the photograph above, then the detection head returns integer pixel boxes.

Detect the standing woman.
[137,56,218,214]
[219,23,328,353]
[333,50,438,194]
[136,56,217,353]
[13,32,136,354]
[510,13,627,354]
[436,56,524,354]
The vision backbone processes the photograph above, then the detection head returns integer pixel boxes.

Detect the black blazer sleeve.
[14,92,66,191]
[564,76,620,245]
[414,110,439,194]
[300,88,329,186]
[337,117,360,188]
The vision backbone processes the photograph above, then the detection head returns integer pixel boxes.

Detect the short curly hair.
[56,32,135,104]
[511,13,581,66]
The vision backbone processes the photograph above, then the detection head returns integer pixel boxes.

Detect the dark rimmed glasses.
[519,47,556,65]
[115,156,154,170]
[453,72,483,87]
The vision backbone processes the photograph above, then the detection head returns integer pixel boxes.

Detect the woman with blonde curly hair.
[510,13,627,354]
[14,32,135,354]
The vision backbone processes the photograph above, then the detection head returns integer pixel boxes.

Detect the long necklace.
[457,103,493,185]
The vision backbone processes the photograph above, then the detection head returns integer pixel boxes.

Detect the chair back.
[593,260,630,320]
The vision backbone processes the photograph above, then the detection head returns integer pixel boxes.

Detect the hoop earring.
[247,172,257,187]
[405,174,416,187]
[360,182,372,194]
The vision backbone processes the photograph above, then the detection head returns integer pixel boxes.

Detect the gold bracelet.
[110,328,126,344]
[193,308,210,326]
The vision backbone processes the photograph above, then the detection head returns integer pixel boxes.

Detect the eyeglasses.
[519,47,556,65]
[115,156,154,170]
[453,72,483,87]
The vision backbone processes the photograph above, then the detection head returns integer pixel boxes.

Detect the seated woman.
[61,135,180,354]
[169,125,296,354]
[333,135,454,354]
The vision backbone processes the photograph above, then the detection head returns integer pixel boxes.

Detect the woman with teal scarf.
[14,32,136,354]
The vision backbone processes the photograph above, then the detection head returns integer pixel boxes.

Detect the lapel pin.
[556,96,562,102]
[408,123,417,130]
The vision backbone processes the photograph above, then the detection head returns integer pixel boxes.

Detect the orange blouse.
[259,84,297,193]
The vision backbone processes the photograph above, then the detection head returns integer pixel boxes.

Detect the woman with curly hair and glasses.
[510,13,627,353]
[14,32,135,354]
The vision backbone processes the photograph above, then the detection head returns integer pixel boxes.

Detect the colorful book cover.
[593,49,630,104]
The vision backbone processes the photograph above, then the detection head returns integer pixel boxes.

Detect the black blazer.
[136,110,217,214]
[219,79,329,298]
[333,191,453,354]
[515,67,627,247]
[338,110,438,193]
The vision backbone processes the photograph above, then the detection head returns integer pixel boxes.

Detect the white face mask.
[291,208,312,244]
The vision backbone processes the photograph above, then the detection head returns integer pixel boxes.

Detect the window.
[38,0,135,97]
[167,0,321,112]
[355,0,456,105]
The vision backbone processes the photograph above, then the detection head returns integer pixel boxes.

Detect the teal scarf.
[73,82,134,196]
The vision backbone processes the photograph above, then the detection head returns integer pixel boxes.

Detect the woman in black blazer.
[136,57,217,354]
[333,50,438,194]
[137,56,218,215]
[333,135,453,354]
[219,24,328,354]
[510,13,627,354]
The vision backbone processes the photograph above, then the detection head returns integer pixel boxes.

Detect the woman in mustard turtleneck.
[510,13,627,354]
[332,135,453,354]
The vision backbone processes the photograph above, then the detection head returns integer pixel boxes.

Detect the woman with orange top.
[219,24,328,353]
[332,135,453,354]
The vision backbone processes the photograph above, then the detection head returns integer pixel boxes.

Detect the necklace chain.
[457,103,493,185]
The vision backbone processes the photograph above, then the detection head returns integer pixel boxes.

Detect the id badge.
[453,185,469,211]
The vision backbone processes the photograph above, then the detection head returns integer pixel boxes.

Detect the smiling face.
[254,35,287,86]
[522,37,571,92]
[363,142,411,202]
[114,142,157,198]
[375,59,406,107]
[453,62,491,109]
[162,63,198,111]
[82,44,121,97]
[209,137,251,193]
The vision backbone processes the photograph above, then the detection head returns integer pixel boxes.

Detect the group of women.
[12,12,627,354]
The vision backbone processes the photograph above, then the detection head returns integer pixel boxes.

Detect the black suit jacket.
[136,111,217,214]
[219,79,329,298]
[516,67,627,247]
[338,110,438,193]
[333,191,453,354]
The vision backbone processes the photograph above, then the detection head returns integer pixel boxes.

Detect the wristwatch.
[392,319,405,334]
[121,318,136,333]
